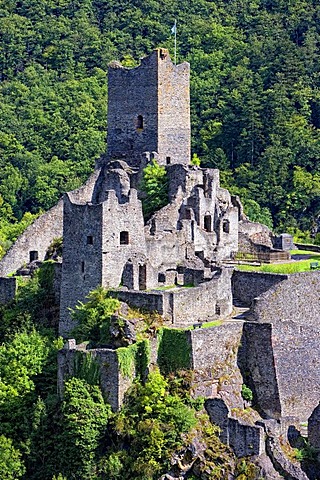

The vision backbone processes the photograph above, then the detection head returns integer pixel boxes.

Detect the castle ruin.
[0,49,320,477]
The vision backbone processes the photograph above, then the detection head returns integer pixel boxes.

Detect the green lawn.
[236,250,320,274]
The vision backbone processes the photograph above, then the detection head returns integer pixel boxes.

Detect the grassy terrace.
[236,250,320,274]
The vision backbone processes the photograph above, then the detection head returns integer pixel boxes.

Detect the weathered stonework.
[0,277,17,304]
[57,339,135,411]
[205,398,265,457]
[232,270,288,307]
[107,49,190,167]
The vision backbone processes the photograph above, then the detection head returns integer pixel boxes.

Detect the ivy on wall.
[117,339,150,379]
[157,328,191,374]
[73,351,100,386]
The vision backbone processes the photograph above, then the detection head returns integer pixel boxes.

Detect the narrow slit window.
[137,115,143,129]
[81,261,85,273]
[215,304,221,315]
[87,235,93,245]
[120,231,129,245]
[223,219,230,234]
[166,156,171,165]
[204,215,212,232]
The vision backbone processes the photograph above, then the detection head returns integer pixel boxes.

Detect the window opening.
[166,156,171,165]
[204,215,212,232]
[139,265,147,290]
[158,273,166,283]
[222,219,230,234]
[87,236,93,245]
[30,251,38,262]
[137,115,143,129]
[215,304,221,315]
[81,261,85,273]
[120,231,129,245]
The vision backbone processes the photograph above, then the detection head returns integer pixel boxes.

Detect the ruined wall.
[112,268,233,325]
[59,196,103,337]
[205,399,265,457]
[101,189,152,289]
[190,322,244,407]
[243,321,320,421]
[0,277,17,304]
[107,49,190,166]
[250,271,320,327]
[242,323,282,419]
[170,268,233,325]
[232,270,288,306]
[57,340,134,411]
[0,170,100,278]
[0,201,63,277]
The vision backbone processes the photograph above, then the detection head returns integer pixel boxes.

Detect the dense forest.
[1,2,320,477]
[0,0,320,253]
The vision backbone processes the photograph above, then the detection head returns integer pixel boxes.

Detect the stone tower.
[107,48,190,167]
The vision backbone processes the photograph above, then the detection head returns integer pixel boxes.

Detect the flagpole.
[174,19,177,65]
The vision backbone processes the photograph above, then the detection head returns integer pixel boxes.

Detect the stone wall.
[232,270,288,306]
[111,268,233,325]
[243,321,320,421]
[0,277,17,304]
[59,196,104,337]
[205,398,265,457]
[170,268,233,325]
[57,340,135,411]
[0,201,63,277]
[107,49,190,166]
[189,321,244,407]
[0,170,100,278]
[250,271,320,327]
[158,49,190,165]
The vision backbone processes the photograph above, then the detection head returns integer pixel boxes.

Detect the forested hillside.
[1,0,320,248]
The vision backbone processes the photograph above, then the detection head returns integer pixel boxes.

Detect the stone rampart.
[232,270,288,306]
[243,321,320,421]
[250,271,320,327]
[0,277,17,304]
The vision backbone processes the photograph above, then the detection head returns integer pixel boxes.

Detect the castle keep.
[1,49,320,477]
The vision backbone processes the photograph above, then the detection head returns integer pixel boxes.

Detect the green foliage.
[241,384,253,402]
[293,439,318,462]
[0,435,25,479]
[103,369,197,479]
[57,377,111,480]
[140,159,168,220]
[157,327,191,374]
[0,261,59,339]
[117,339,150,379]
[73,351,101,386]
[71,287,120,345]
[191,153,201,166]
